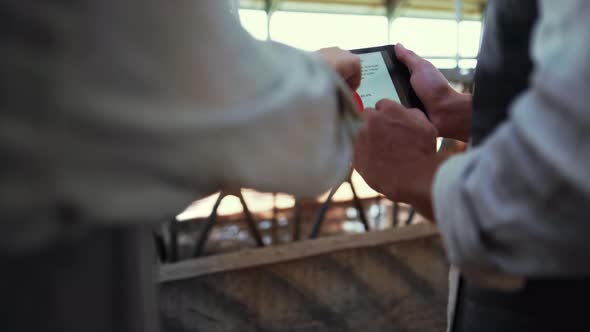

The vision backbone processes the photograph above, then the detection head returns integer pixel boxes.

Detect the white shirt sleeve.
[432,0,590,278]
[0,0,361,251]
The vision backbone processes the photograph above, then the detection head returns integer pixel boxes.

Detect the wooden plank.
[159,228,449,332]
[159,223,439,282]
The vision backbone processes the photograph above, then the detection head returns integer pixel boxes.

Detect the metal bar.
[169,216,179,262]
[292,200,302,241]
[308,186,339,239]
[349,178,370,232]
[385,0,396,43]
[264,0,279,40]
[404,208,416,226]
[455,0,464,68]
[392,202,400,227]
[374,197,384,230]
[271,193,279,244]
[387,0,411,43]
[238,191,265,247]
[153,232,167,263]
[193,192,225,258]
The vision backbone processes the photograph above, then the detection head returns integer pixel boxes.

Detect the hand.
[317,47,362,91]
[395,44,473,142]
[353,99,446,220]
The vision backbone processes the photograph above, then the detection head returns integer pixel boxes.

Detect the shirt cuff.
[433,150,526,289]
[433,150,492,270]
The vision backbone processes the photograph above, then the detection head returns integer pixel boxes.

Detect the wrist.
[433,92,473,142]
[397,153,452,221]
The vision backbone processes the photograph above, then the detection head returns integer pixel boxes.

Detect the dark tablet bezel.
[351,45,427,118]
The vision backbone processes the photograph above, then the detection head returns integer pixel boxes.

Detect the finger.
[346,54,362,91]
[395,44,422,74]
[359,108,378,127]
[347,74,361,92]
[407,107,430,122]
[375,99,404,112]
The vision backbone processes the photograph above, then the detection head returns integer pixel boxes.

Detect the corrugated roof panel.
[239,0,486,19]
[402,0,486,19]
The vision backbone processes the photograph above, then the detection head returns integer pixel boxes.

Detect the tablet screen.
[357,51,401,108]
[352,45,427,117]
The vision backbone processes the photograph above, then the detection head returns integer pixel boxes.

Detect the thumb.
[395,44,422,74]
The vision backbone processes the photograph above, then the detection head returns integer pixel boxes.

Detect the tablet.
[351,45,427,117]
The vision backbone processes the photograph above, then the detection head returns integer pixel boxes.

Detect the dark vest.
[455,1,590,331]
[471,0,537,146]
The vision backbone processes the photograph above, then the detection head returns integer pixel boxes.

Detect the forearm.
[398,153,454,221]
[92,1,362,196]
[14,1,362,218]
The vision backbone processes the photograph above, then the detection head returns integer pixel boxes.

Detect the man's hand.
[353,99,448,220]
[317,47,362,91]
[395,44,472,142]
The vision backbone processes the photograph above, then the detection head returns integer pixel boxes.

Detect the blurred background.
[237,0,484,77]
[158,0,482,262]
